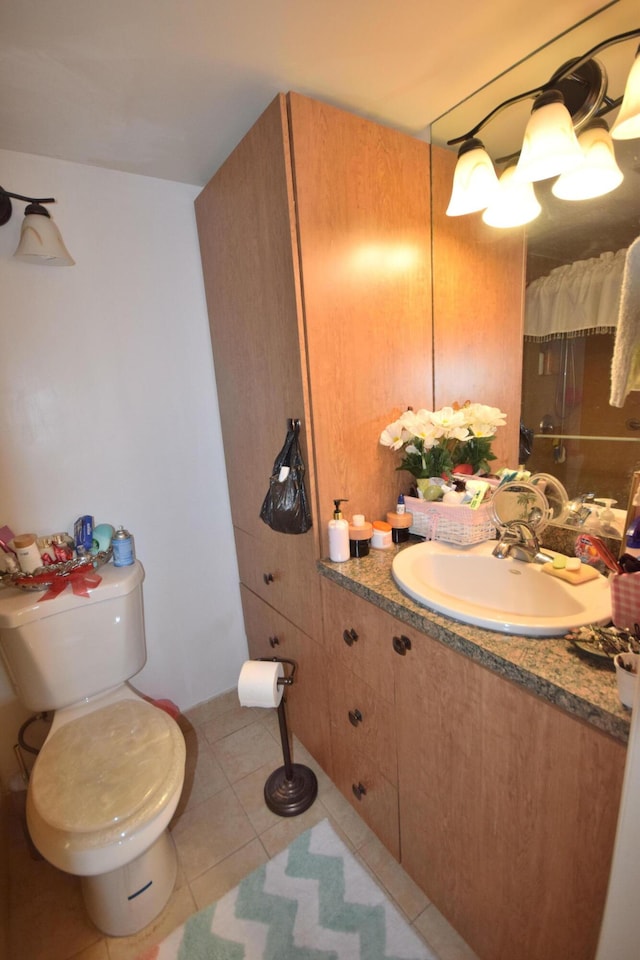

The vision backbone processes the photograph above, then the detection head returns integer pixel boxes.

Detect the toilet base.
[81,829,177,937]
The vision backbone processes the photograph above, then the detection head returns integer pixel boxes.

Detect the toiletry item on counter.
[74,515,94,555]
[396,493,405,515]
[112,527,135,567]
[625,516,640,558]
[92,523,115,554]
[574,533,624,574]
[371,520,392,549]
[541,555,599,586]
[11,534,42,573]
[386,510,412,543]
[328,500,350,562]
[349,514,373,557]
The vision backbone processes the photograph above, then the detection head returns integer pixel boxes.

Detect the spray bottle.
[328,499,350,562]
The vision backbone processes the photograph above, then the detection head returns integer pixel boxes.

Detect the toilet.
[0,560,186,936]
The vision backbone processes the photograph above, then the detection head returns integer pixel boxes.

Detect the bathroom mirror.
[430,0,640,514]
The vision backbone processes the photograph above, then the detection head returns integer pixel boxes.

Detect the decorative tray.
[0,549,113,592]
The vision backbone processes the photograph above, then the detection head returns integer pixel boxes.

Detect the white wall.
[0,150,247,788]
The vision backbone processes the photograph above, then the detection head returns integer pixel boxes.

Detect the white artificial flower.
[430,406,469,441]
[379,419,407,450]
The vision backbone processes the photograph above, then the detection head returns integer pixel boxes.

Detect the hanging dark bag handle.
[259,420,312,535]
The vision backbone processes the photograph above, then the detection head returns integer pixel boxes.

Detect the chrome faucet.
[565,493,595,526]
[492,520,554,564]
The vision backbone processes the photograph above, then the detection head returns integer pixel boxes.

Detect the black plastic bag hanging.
[260,420,312,534]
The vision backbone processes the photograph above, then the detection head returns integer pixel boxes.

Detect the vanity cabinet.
[195,91,433,772]
[394,626,626,960]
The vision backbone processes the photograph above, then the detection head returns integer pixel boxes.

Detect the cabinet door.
[235,527,321,639]
[195,94,318,545]
[320,577,396,702]
[288,93,433,554]
[393,622,626,960]
[240,585,332,776]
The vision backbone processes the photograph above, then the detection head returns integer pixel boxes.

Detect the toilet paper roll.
[238,660,284,708]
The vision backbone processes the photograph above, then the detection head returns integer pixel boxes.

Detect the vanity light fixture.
[610,43,640,139]
[445,138,500,216]
[445,27,640,221]
[482,163,542,228]
[551,119,624,201]
[0,187,75,266]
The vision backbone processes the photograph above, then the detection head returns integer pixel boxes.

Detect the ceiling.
[0,0,612,187]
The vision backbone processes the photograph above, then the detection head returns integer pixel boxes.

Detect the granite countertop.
[318,540,632,745]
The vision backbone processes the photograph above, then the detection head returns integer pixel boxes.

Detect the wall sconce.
[0,187,75,266]
[445,28,640,224]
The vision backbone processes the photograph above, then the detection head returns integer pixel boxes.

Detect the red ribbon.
[23,568,103,602]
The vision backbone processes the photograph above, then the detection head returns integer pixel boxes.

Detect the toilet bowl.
[0,560,186,936]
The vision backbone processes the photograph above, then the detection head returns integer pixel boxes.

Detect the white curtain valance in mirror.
[525,247,626,341]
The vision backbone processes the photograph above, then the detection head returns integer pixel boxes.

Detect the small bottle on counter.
[396,493,406,515]
[386,509,413,543]
[348,514,373,558]
[371,520,393,549]
[328,500,350,562]
[12,534,43,573]
[112,527,135,567]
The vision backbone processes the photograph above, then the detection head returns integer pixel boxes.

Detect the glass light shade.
[610,45,640,141]
[513,90,583,183]
[482,165,541,228]
[445,138,500,216]
[552,120,623,201]
[13,206,75,266]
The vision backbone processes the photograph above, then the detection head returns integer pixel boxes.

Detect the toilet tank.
[0,561,147,712]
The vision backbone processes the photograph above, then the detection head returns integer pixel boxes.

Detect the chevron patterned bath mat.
[138,818,435,959]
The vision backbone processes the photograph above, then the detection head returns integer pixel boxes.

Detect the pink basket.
[610,571,640,629]
[405,496,496,545]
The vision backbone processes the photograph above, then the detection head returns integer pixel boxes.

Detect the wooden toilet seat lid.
[30,699,184,835]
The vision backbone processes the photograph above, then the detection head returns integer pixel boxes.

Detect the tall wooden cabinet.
[195,92,433,773]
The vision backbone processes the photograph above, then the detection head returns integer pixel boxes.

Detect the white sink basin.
[392,540,611,637]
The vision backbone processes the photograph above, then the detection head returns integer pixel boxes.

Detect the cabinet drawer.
[328,661,397,786]
[321,577,396,702]
[240,585,332,776]
[331,742,399,860]
[236,527,321,638]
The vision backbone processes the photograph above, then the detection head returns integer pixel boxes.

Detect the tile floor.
[7,689,480,960]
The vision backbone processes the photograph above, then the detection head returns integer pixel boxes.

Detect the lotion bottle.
[328,499,350,562]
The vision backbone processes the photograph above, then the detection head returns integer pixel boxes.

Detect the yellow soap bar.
[540,562,599,586]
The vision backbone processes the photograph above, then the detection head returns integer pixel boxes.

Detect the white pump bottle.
[328,499,350,562]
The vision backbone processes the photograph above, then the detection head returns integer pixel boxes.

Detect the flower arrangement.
[379,402,507,479]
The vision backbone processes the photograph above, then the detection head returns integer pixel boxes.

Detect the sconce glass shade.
[13,204,75,266]
[552,119,623,201]
[482,164,541,228]
[610,45,640,140]
[514,90,583,183]
[445,138,500,216]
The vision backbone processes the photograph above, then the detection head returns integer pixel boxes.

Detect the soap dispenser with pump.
[328,499,350,562]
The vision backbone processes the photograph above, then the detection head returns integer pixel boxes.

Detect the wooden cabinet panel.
[320,577,396,702]
[194,95,318,543]
[288,93,433,553]
[393,624,626,960]
[330,732,399,860]
[240,585,332,776]
[235,526,321,639]
[327,658,397,786]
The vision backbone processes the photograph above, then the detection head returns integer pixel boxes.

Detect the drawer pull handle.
[263,572,274,585]
[392,634,412,655]
[348,708,363,727]
[352,781,367,800]
[342,628,359,646]
[269,636,280,648]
